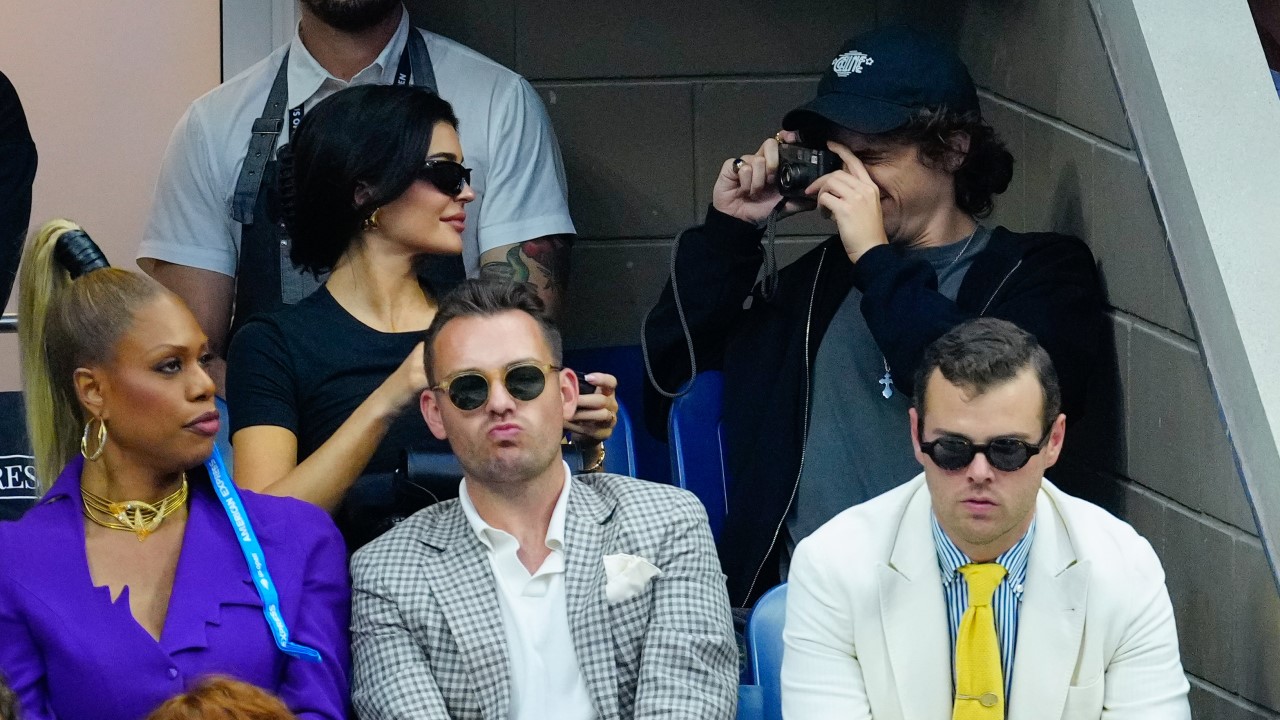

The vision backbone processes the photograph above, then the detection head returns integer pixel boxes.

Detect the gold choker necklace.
[82,474,189,541]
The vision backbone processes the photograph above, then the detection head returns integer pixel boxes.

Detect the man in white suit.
[783,318,1189,720]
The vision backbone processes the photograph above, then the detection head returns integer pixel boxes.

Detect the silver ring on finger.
[732,158,745,173]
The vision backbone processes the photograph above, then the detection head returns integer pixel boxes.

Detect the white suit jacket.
[782,475,1190,720]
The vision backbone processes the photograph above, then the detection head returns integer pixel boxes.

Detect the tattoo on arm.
[480,259,519,283]
[479,235,572,312]
[516,236,571,290]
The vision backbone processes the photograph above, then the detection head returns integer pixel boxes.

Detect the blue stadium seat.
[564,345,671,484]
[668,371,731,538]
[736,684,764,720]
[602,398,638,477]
[745,583,788,720]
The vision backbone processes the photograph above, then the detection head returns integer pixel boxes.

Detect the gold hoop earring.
[362,208,381,231]
[81,418,107,461]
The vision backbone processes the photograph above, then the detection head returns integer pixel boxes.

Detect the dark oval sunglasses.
[432,362,560,411]
[418,159,472,197]
[918,430,1051,473]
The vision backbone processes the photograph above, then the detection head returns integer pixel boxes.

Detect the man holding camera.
[643,26,1103,608]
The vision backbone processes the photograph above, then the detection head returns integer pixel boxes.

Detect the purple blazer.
[0,456,351,720]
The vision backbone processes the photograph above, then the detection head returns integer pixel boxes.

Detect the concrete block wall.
[409,1,1276,714]
[409,0,867,347]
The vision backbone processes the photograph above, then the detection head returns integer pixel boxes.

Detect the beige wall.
[0,0,222,391]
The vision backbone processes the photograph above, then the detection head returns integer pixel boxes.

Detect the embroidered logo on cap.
[832,50,874,77]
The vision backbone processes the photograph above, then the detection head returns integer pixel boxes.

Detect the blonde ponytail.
[19,220,81,488]
[17,220,163,488]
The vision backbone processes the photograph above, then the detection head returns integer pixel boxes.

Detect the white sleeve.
[1098,538,1191,720]
[476,77,576,253]
[782,536,875,720]
[137,102,239,277]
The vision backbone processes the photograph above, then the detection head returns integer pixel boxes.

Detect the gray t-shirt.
[786,227,992,555]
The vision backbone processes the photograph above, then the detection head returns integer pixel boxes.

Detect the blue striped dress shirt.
[932,514,1036,703]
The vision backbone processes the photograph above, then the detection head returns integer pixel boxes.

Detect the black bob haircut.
[278,85,459,275]
[913,318,1061,433]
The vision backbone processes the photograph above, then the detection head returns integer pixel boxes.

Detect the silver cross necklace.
[878,226,979,399]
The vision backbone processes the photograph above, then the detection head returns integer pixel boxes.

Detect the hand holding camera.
[714,131,890,263]
[713,131,820,226]
[809,142,890,264]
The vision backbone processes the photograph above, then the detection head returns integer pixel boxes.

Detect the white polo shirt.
[459,467,596,720]
[140,7,574,277]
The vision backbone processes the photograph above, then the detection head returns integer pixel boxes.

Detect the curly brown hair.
[883,107,1014,218]
[144,677,297,720]
[807,106,1014,218]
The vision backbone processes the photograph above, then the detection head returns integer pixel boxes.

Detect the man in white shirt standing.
[349,279,738,719]
[140,0,575,386]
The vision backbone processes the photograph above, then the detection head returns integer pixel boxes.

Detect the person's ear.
[353,182,376,209]
[421,389,448,441]
[559,368,579,422]
[943,131,971,173]
[1040,413,1068,469]
[908,407,928,466]
[73,367,107,422]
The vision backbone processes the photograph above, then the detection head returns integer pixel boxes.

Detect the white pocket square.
[603,553,663,604]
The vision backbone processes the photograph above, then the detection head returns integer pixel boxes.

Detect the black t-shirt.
[225,285,449,548]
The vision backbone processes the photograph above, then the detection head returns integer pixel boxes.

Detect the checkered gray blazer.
[349,472,738,719]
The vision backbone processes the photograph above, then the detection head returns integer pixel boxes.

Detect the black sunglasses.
[918,429,1051,472]
[417,159,472,197]
[432,362,560,411]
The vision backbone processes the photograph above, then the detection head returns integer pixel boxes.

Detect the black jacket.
[0,71,37,307]
[643,207,1103,607]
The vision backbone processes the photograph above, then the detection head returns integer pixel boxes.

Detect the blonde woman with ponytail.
[0,222,350,720]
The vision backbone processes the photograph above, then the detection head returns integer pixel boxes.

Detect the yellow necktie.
[953,563,1008,720]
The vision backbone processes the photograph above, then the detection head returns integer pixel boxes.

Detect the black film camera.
[777,143,842,199]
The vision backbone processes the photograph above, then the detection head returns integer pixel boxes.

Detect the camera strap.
[759,199,787,301]
[640,199,789,399]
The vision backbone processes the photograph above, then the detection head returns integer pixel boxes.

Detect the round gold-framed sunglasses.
[431,362,561,411]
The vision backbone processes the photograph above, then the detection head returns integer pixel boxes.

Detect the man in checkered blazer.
[350,280,738,719]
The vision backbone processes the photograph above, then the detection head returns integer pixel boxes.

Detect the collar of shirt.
[285,6,411,110]
[458,462,574,555]
[931,513,1035,599]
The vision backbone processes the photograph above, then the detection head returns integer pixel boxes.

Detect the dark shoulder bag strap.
[231,52,290,225]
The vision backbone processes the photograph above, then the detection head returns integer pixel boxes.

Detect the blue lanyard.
[205,445,322,664]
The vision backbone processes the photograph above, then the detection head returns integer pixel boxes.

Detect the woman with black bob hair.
[226,85,616,549]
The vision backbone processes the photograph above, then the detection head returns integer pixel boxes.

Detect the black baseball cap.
[782,26,980,136]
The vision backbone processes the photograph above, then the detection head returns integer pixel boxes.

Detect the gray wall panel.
[537,82,696,239]
[406,0,517,68]
[1090,146,1194,338]
[1238,537,1280,709]
[1163,506,1237,689]
[515,1,874,80]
